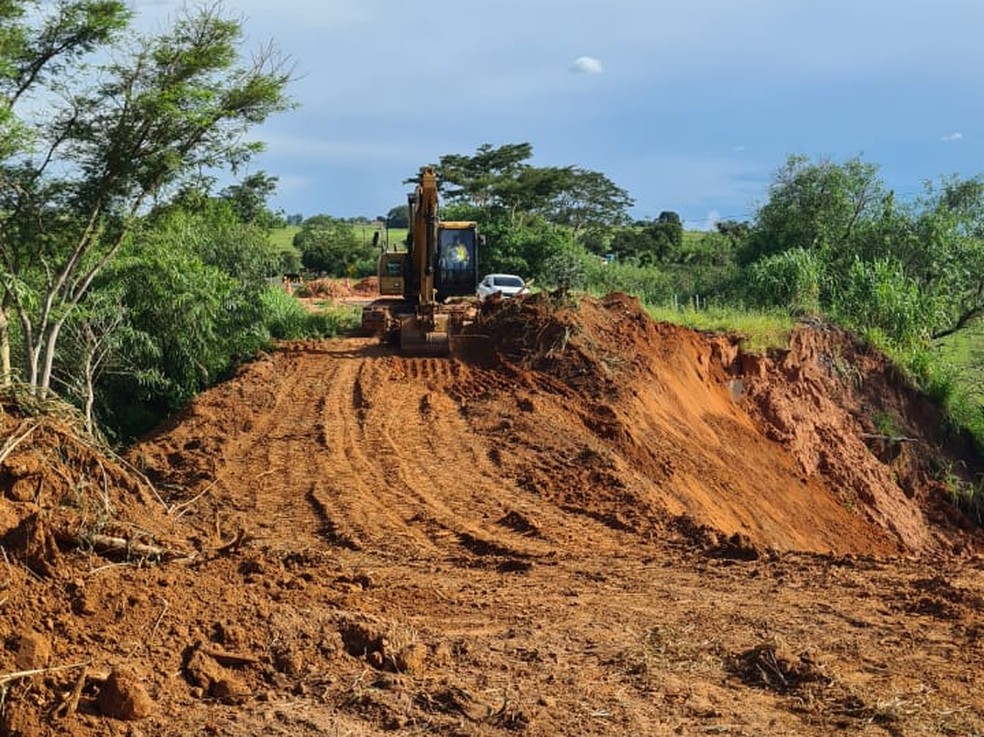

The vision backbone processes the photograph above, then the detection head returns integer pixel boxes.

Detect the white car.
[476,274,528,301]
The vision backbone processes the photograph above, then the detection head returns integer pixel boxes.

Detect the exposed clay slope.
[458,292,977,556]
[0,293,982,737]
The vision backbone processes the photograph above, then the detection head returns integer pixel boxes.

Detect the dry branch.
[860,432,919,443]
[169,476,222,519]
[0,661,89,686]
[0,419,39,465]
[51,666,87,719]
[215,527,252,555]
[54,530,192,562]
[201,646,259,666]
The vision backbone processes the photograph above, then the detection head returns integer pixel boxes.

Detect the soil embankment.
[0,292,982,736]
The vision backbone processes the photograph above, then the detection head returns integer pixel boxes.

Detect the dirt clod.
[13,631,50,671]
[96,666,154,720]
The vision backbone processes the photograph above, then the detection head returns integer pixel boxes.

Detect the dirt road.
[1,294,983,736]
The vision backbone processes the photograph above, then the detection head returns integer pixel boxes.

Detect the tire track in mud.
[272,341,633,566]
[309,351,562,563]
[199,345,348,551]
[158,338,647,560]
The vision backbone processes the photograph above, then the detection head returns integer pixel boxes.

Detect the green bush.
[744,248,822,313]
[259,288,360,339]
[537,246,588,296]
[584,259,673,305]
[831,258,940,350]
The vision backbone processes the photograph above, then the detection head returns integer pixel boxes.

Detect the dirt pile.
[0,402,184,570]
[461,291,980,557]
[1,293,983,736]
[300,277,378,301]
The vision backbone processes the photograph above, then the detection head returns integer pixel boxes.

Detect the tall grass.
[259,287,361,339]
[644,304,794,354]
[935,317,984,446]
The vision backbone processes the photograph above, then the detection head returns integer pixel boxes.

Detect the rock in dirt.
[393,641,428,675]
[96,666,155,720]
[0,496,19,538]
[0,701,42,737]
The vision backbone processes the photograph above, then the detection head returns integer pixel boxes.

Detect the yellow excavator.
[361,167,480,355]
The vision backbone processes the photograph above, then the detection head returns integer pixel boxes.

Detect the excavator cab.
[435,224,478,302]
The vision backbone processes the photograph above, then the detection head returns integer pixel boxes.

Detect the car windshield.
[492,276,524,288]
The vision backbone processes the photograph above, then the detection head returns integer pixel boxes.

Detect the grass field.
[270,224,409,252]
[268,225,300,252]
[354,224,408,250]
[938,318,984,387]
[646,304,794,354]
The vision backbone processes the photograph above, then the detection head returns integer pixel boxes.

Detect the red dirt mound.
[300,278,355,299]
[461,291,980,556]
[299,277,378,302]
[2,293,983,737]
[352,276,379,295]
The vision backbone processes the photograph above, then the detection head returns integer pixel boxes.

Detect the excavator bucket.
[397,314,451,356]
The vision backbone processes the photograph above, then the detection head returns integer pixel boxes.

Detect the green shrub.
[584,260,673,305]
[537,247,588,296]
[258,287,360,339]
[745,248,821,313]
[831,258,939,349]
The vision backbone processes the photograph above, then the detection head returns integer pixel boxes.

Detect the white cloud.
[941,132,963,141]
[571,56,603,74]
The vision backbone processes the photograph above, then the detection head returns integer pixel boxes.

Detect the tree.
[429,142,533,208]
[741,154,984,346]
[0,2,293,398]
[741,154,885,266]
[82,202,278,439]
[904,177,984,338]
[547,168,634,243]
[715,219,751,248]
[411,143,633,267]
[220,171,282,228]
[294,215,372,276]
[645,211,684,262]
[56,285,136,433]
[385,204,409,229]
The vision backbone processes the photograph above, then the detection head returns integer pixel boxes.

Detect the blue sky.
[133,0,984,229]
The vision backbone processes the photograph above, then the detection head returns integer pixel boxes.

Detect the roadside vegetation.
[1,3,982,507]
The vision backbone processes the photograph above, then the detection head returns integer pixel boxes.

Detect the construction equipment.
[361,167,480,354]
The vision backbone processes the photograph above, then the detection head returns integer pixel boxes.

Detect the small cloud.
[571,56,603,75]
[733,145,747,153]
[941,132,963,141]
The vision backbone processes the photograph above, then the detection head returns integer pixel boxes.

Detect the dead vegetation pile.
[0,398,185,575]
[300,277,378,301]
[298,278,355,299]
[0,397,195,736]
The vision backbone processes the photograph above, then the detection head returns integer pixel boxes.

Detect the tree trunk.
[38,320,65,399]
[0,305,11,387]
[83,351,96,434]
